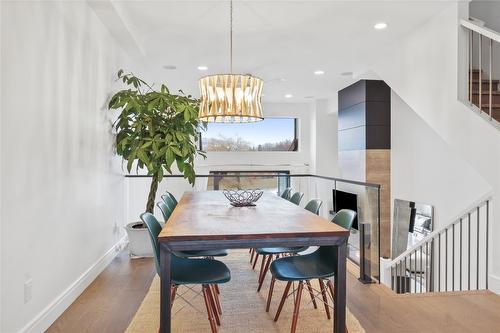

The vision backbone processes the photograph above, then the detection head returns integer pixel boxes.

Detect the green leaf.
[166,148,175,168]
[176,158,184,172]
[117,69,124,78]
[175,131,184,141]
[171,146,182,156]
[141,141,152,149]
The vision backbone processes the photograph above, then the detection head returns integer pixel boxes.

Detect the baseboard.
[20,236,128,333]
[489,274,500,295]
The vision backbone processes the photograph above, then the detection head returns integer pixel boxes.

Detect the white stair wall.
[371,2,500,293]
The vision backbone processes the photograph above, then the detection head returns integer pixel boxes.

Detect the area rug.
[126,250,365,333]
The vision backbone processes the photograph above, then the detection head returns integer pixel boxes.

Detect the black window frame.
[198,118,299,152]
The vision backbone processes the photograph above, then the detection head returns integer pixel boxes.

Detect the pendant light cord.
[230,0,233,73]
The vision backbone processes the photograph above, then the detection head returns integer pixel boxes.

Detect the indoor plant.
[108,70,205,256]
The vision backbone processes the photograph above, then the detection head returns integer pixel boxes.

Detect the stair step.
[470,79,499,84]
[472,90,500,95]
[472,94,500,104]
[471,81,499,91]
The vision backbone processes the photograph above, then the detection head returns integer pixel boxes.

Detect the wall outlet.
[24,279,32,303]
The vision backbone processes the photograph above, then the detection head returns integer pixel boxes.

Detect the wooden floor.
[48,251,500,333]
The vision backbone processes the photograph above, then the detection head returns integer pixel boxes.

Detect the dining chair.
[161,193,176,211]
[254,199,323,292]
[141,212,231,333]
[156,201,172,222]
[280,187,292,200]
[249,187,293,262]
[166,190,178,206]
[156,201,229,259]
[266,209,356,333]
[289,192,304,205]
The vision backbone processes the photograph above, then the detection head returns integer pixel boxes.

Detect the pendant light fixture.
[198,1,264,123]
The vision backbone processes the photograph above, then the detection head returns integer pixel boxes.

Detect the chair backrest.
[304,199,322,215]
[156,201,173,223]
[289,192,304,205]
[161,194,176,211]
[332,209,357,230]
[140,212,162,274]
[317,209,357,261]
[280,187,292,200]
[166,191,178,206]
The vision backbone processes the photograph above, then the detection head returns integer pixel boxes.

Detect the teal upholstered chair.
[289,192,304,205]
[161,193,176,211]
[155,201,228,259]
[280,187,292,200]
[166,191,178,206]
[141,212,231,332]
[156,201,172,222]
[266,209,357,332]
[303,199,322,215]
[253,199,323,292]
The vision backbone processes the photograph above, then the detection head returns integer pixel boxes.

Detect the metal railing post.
[489,39,493,119]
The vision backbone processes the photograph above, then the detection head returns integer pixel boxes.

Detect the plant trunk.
[146,174,159,215]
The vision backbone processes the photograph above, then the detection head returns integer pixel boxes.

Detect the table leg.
[160,243,172,333]
[334,239,347,333]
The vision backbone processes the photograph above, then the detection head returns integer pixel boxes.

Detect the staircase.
[462,19,500,125]
[386,195,491,294]
[469,69,500,122]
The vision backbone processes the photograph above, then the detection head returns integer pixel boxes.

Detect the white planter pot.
[125,222,154,257]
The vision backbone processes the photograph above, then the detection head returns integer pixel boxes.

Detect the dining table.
[158,190,350,333]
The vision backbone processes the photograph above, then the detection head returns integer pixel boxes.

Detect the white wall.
[391,91,490,229]
[311,99,340,177]
[1,2,130,332]
[372,2,500,293]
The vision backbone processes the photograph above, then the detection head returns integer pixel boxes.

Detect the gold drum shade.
[198,74,264,123]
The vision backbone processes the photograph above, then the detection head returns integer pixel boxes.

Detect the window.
[200,118,298,152]
[207,171,290,194]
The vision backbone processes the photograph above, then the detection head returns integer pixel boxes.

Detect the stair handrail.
[388,191,493,268]
[461,19,500,43]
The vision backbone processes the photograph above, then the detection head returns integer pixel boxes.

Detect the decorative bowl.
[222,189,264,207]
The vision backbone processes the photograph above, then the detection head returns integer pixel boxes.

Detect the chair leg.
[290,281,304,333]
[213,284,220,295]
[211,285,222,315]
[258,255,273,291]
[171,285,178,309]
[326,279,335,300]
[274,281,292,322]
[305,280,318,309]
[252,253,260,270]
[258,255,267,281]
[266,277,276,312]
[202,285,218,333]
[250,248,255,263]
[318,279,331,320]
[207,285,221,325]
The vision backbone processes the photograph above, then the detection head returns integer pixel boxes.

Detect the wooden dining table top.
[158,191,349,242]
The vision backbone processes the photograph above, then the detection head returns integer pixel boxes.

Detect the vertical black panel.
[338,80,391,151]
[338,80,366,111]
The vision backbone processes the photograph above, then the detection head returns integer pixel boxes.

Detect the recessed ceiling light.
[314,70,325,75]
[284,94,293,98]
[280,78,287,82]
[374,22,388,30]
[163,65,177,70]
[197,65,208,71]
[304,96,314,99]
[341,71,353,76]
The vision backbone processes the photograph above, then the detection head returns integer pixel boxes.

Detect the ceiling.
[91,1,452,103]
